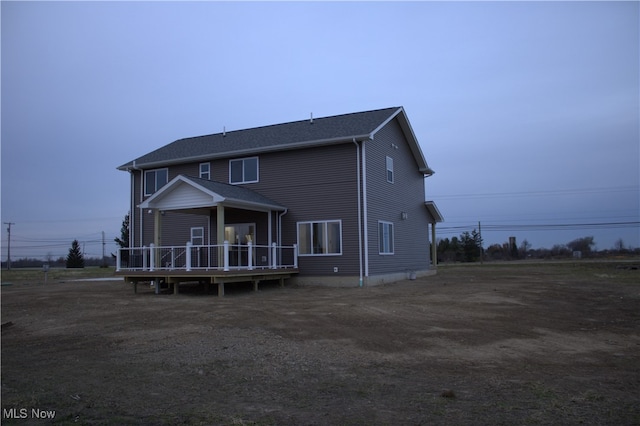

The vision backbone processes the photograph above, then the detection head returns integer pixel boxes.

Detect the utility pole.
[478,221,483,265]
[102,231,107,267]
[4,222,15,270]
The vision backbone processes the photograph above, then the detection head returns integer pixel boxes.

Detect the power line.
[431,185,639,200]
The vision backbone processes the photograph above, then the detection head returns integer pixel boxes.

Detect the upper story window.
[297,220,342,256]
[386,156,394,183]
[229,157,258,184]
[199,162,210,180]
[144,168,168,196]
[378,221,394,255]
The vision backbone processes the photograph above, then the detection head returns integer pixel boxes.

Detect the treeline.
[438,234,639,263]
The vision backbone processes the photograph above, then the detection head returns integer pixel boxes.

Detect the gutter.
[118,134,373,171]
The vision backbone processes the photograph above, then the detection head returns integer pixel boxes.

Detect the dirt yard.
[2,261,639,425]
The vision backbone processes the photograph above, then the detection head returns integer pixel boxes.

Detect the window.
[199,162,210,180]
[297,220,342,256]
[191,227,204,245]
[229,157,258,184]
[386,156,394,183]
[378,221,394,254]
[144,168,168,196]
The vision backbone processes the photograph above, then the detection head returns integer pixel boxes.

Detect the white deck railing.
[116,242,298,273]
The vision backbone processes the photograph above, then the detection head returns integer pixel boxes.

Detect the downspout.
[277,208,288,246]
[352,138,363,287]
[362,139,369,279]
[131,160,143,248]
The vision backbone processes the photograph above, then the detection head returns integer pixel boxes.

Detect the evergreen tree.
[460,229,483,262]
[112,213,130,266]
[66,239,85,268]
[114,213,130,250]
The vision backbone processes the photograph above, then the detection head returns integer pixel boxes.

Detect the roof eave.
[119,133,373,171]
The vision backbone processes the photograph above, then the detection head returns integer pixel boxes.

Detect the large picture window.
[378,221,394,255]
[297,220,342,256]
[229,157,258,184]
[144,168,168,196]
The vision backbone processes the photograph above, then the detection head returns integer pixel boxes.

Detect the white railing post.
[247,241,254,270]
[223,240,230,271]
[293,244,298,269]
[149,243,155,272]
[142,246,148,270]
[186,242,192,271]
[170,247,175,270]
[271,242,277,269]
[116,248,122,272]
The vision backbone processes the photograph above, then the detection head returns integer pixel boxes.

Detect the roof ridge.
[175,106,402,141]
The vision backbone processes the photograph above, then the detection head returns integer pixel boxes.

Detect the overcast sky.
[2,1,638,261]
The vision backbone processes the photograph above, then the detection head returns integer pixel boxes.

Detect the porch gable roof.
[138,175,286,212]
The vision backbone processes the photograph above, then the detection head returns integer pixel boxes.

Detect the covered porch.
[116,175,298,294]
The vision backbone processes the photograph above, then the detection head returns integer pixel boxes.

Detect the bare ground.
[2,262,639,425]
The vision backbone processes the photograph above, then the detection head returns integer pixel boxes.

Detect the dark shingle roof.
[185,176,285,210]
[119,107,402,169]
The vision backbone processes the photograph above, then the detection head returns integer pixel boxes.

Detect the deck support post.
[174,281,179,295]
[218,282,225,297]
[253,279,260,292]
[133,281,137,294]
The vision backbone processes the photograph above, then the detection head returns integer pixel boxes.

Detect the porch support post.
[154,209,162,248]
[217,205,225,268]
[431,222,437,268]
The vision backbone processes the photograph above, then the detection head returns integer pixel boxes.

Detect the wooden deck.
[116,268,299,296]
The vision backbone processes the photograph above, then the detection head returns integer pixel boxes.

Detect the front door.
[224,223,255,267]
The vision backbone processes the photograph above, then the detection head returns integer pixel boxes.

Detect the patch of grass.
[0,266,116,284]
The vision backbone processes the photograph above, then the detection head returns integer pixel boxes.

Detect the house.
[116,106,443,289]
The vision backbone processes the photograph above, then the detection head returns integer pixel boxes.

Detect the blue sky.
[2,1,638,261]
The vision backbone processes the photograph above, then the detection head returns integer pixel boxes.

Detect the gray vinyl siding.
[131,144,362,276]
[242,144,361,276]
[364,118,430,275]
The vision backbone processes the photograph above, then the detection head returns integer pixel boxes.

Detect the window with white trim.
[386,156,394,183]
[144,168,168,196]
[378,221,394,254]
[297,220,342,256]
[191,227,204,246]
[199,162,210,180]
[229,157,258,184]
